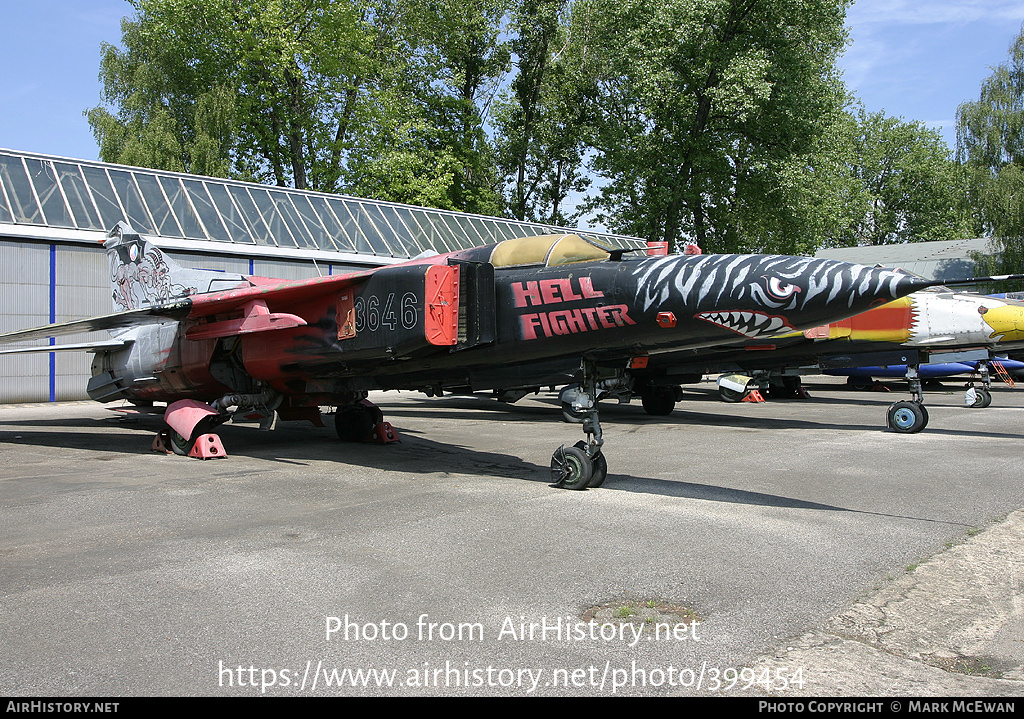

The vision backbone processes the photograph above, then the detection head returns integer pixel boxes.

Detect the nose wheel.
[886,364,929,433]
[886,400,928,433]
[552,361,612,489]
[966,386,992,408]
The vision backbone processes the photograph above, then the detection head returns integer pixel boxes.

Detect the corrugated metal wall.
[0,237,366,403]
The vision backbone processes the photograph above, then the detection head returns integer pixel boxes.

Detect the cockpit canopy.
[487,234,615,268]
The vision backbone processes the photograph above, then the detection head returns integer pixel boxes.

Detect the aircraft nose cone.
[981,301,1024,341]
[633,254,926,340]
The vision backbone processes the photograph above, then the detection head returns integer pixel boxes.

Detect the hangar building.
[0,148,641,403]
[815,238,994,282]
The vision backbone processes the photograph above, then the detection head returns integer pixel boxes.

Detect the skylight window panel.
[0,155,44,224]
[206,182,255,243]
[227,186,274,245]
[413,212,458,252]
[25,159,75,228]
[54,163,103,230]
[80,166,124,229]
[107,169,156,234]
[324,198,369,253]
[304,195,350,252]
[248,187,295,247]
[133,172,183,237]
[266,190,314,249]
[375,205,422,255]
[182,179,230,241]
[354,203,399,256]
[290,194,332,250]
[436,214,477,250]
[157,177,206,239]
[0,180,12,224]
[395,207,450,253]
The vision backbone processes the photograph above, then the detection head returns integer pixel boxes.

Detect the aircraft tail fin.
[105,221,247,312]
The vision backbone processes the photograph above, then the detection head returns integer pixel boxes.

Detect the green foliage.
[840,105,975,247]
[88,0,994,253]
[492,0,591,224]
[88,0,504,213]
[559,0,855,253]
[958,25,1024,287]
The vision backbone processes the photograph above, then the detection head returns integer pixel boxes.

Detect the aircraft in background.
[826,358,1023,407]
[593,286,1024,433]
[0,222,967,488]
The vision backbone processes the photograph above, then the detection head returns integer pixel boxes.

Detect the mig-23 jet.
[0,222,959,489]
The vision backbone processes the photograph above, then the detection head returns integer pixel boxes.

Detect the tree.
[87,0,481,209]
[957,24,1024,283]
[561,0,854,254]
[841,106,974,246]
[492,0,592,224]
[397,0,511,215]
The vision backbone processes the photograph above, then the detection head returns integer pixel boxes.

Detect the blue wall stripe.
[49,244,56,402]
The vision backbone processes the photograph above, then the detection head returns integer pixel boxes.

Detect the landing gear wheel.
[588,452,608,488]
[886,400,928,433]
[966,387,992,408]
[846,376,873,391]
[335,403,381,442]
[640,387,675,415]
[168,429,194,456]
[767,376,801,399]
[572,441,608,488]
[551,445,593,490]
[719,386,746,403]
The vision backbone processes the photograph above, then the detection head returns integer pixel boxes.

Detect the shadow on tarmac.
[0,402,980,529]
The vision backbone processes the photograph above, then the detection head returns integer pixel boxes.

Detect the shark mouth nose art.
[696,310,796,338]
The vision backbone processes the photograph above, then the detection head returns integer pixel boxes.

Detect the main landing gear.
[886,365,928,433]
[334,398,400,444]
[551,362,614,490]
[965,361,993,408]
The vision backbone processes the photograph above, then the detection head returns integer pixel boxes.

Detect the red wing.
[185,268,376,318]
[0,269,378,346]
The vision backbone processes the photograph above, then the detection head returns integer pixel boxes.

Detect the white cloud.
[847,0,1024,26]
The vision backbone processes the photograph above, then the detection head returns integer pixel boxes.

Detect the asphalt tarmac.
[1,376,1023,697]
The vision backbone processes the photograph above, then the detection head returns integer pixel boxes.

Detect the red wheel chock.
[151,429,227,458]
[742,390,766,403]
[369,422,401,444]
[152,430,173,454]
[188,433,227,459]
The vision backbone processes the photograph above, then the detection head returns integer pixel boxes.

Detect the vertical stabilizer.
[105,221,246,312]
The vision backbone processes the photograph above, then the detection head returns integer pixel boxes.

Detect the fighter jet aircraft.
[614,285,1024,433]
[0,222,957,489]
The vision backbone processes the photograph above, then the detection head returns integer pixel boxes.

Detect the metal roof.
[815,238,995,282]
[0,148,643,264]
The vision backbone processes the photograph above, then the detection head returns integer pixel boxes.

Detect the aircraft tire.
[719,386,746,403]
[967,387,992,408]
[168,428,194,456]
[846,376,873,391]
[886,400,927,433]
[588,452,608,488]
[551,445,592,490]
[573,441,608,488]
[335,404,378,442]
[767,376,801,399]
[641,387,675,415]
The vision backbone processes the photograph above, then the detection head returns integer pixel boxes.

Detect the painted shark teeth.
[696,310,795,338]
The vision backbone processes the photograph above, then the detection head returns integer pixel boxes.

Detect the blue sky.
[1,0,1022,163]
